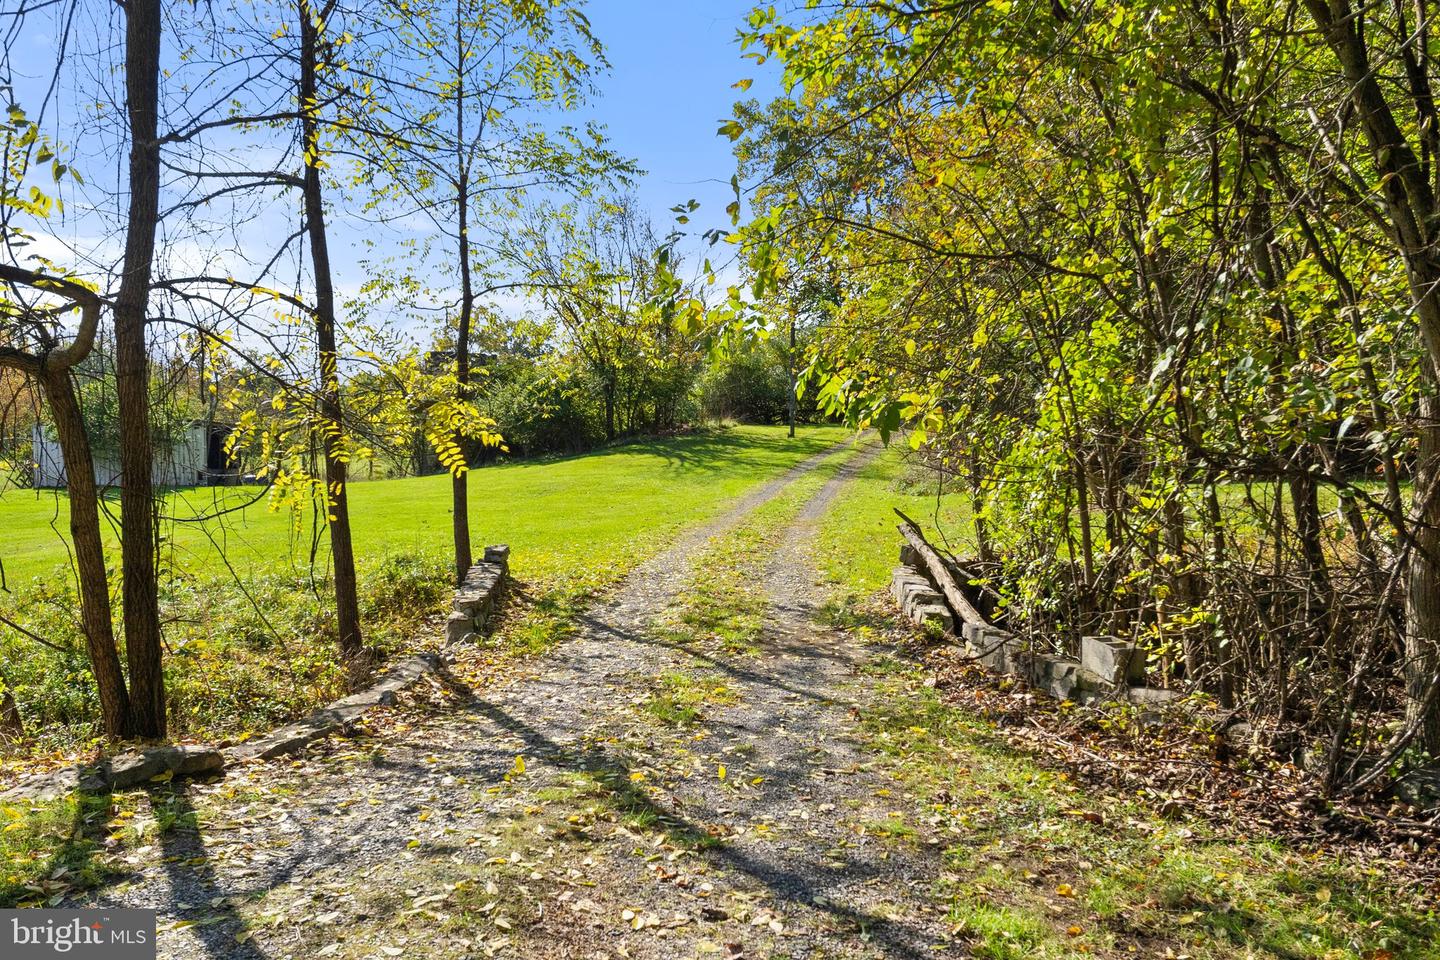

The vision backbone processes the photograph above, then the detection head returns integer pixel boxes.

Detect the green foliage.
[721,0,1440,772]
[696,340,793,424]
[477,357,606,456]
[517,197,705,442]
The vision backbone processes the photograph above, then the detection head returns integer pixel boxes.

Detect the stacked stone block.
[891,563,954,633]
[445,544,510,645]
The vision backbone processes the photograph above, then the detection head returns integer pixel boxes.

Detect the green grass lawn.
[0,425,850,587]
[816,445,975,597]
[0,425,851,752]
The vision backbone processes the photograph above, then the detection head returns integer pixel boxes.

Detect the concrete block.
[1015,652,1083,700]
[892,565,928,596]
[1080,635,1144,686]
[77,746,225,793]
[976,627,1016,673]
[445,611,476,645]
[899,544,921,567]
[961,621,987,651]
[898,578,932,599]
[901,581,944,614]
[890,566,913,601]
[1043,657,1083,700]
[910,602,954,634]
[1125,686,1182,706]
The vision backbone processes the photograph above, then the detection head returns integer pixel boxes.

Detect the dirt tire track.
[78,439,876,959]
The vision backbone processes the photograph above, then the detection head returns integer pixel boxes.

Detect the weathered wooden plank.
[894,508,988,627]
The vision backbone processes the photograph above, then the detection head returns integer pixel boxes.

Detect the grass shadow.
[0,787,116,908]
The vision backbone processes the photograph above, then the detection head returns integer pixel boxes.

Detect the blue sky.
[582,1,779,251]
[10,0,785,328]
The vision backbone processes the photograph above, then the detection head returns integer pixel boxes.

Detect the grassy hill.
[0,425,849,588]
[0,425,854,751]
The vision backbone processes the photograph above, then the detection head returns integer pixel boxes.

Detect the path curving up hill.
[79,438,973,959]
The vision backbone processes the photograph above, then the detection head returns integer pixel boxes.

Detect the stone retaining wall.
[891,556,1180,708]
[446,544,510,645]
[890,563,954,634]
[1,546,513,802]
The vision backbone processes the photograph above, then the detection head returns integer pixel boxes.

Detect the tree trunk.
[1304,0,1440,750]
[1289,450,1335,649]
[299,0,364,667]
[0,691,22,740]
[968,454,994,564]
[450,7,474,585]
[604,377,616,442]
[42,369,132,738]
[1405,390,1440,752]
[1202,470,1235,708]
[1163,492,1202,680]
[1073,451,1096,593]
[113,0,166,738]
[787,310,797,438]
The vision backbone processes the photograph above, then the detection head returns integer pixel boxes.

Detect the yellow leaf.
[717,764,727,781]
[1055,883,1075,897]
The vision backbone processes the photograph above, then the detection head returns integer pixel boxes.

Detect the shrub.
[0,549,455,753]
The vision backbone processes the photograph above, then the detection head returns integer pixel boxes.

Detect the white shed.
[31,422,238,489]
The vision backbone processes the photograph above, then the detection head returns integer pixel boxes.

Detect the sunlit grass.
[0,425,851,586]
[0,425,850,752]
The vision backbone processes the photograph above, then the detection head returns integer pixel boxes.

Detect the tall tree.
[0,267,132,737]
[1300,0,1440,754]
[724,0,1440,786]
[297,0,364,665]
[352,0,629,582]
[112,0,167,737]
